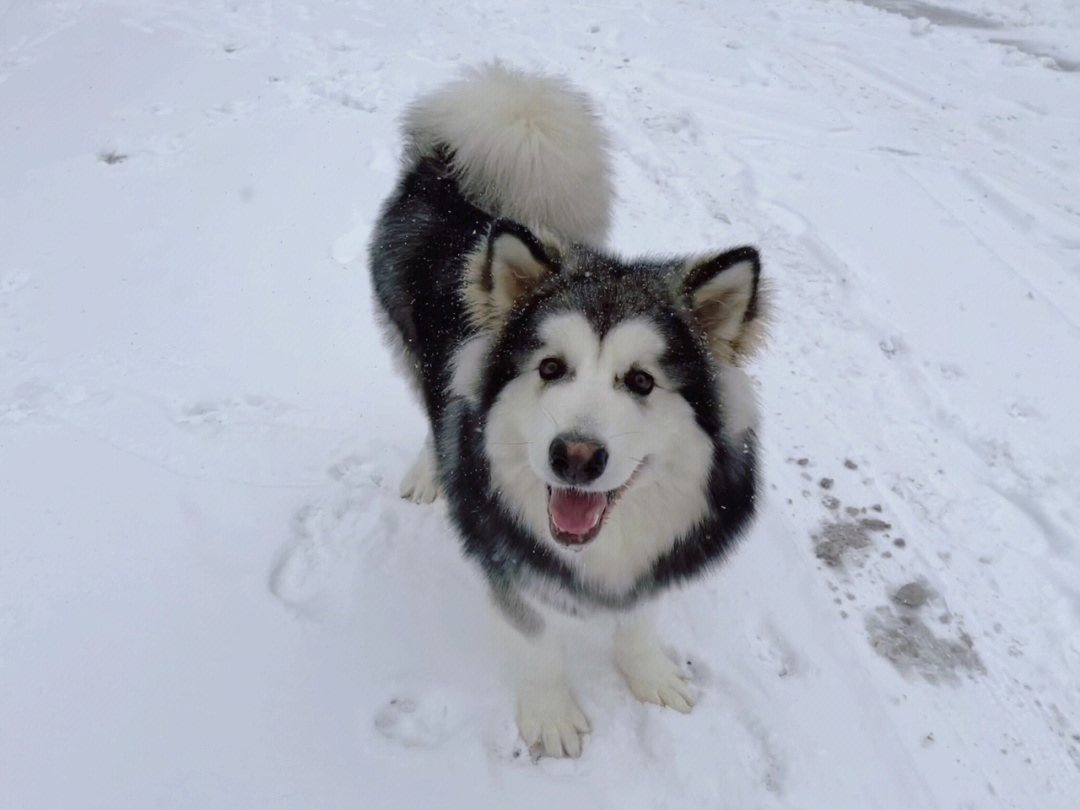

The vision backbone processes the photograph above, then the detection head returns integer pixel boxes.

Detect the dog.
[369,64,768,758]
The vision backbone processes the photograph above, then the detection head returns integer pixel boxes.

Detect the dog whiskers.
[540,406,560,431]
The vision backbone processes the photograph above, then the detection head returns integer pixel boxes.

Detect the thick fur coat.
[369,64,769,757]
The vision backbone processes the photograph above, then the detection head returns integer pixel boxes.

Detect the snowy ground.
[2,1,1079,807]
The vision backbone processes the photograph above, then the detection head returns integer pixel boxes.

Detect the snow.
[2,0,1079,807]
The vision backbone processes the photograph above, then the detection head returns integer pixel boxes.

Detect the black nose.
[549,435,608,485]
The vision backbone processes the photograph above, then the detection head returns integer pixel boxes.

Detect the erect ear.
[466,219,559,328]
[682,246,768,363]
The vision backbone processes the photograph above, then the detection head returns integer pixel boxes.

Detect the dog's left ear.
[682,246,768,363]
[466,219,560,328]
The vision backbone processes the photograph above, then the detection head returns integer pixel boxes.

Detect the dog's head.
[452,219,767,559]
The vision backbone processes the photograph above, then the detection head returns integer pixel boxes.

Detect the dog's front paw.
[517,682,590,758]
[615,644,696,714]
[399,444,439,503]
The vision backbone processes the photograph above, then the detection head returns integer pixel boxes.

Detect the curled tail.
[401,63,613,246]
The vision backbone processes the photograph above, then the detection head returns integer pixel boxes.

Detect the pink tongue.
[549,489,606,535]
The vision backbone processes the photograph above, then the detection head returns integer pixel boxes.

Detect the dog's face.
[453,220,767,558]
[490,310,707,546]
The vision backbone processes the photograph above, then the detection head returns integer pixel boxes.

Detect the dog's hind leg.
[614,605,696,713]
[399,436,439,503]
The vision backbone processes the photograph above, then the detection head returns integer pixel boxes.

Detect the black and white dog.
[370,65,768,758]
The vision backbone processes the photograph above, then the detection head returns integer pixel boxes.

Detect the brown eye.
[538,357,567,381]
[625,368,655,396]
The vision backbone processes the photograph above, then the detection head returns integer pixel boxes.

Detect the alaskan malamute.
[370,64,768,758]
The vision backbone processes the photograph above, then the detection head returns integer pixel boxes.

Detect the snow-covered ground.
[3,0,1079,807]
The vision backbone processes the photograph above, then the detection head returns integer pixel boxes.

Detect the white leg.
[614,605,696,713]
[399,436,439,503]
[494,608,590,758]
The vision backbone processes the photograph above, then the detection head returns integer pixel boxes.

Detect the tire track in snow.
[804,43,1080,332]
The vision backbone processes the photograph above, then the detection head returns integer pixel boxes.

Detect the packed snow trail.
[2,1,1079,808]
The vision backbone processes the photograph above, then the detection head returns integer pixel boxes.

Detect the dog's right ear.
[465,220,560,328]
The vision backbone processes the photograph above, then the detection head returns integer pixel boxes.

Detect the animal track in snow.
[0,269,30,294]
[270,454,391,619]
[306,75,380,113]
[204,98,257,121]
[169,395,290,435]
[331,210,366,265]
[718,691,787,795]
[95,132,187,167]
[0,378,88,424]
[373,690,461,748]
[750,621,802,679]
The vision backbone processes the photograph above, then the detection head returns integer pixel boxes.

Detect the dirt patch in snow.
[812,516,892,567]
[865,606,984,683]
[850,0,1002,30]
[892,580,932,608]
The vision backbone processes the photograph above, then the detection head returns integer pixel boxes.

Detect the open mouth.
[545,463,645,547]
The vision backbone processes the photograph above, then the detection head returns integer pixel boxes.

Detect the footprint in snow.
[331,210,366,266]
[373,691,461,748]
[0,378,88,424]
[327,453,384,487]
[204,98,256,121]
[270,455,392,618]
[0,269,30,294]
[170,395,289,435]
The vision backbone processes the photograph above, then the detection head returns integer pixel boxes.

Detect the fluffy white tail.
[402,63,613,246]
